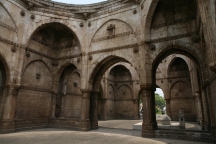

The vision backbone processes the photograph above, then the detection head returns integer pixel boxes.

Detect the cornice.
[18,0,139,19]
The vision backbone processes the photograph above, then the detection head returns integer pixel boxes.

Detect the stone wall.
[0,0,215,142]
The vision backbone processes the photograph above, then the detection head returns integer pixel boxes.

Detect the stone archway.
[87,55,134,130]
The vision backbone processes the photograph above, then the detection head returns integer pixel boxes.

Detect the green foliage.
[139,93,142,104]
[155,93,166,112]
[155,106,162,114]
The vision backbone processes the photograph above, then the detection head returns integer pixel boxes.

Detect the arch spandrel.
[90,19,137,52]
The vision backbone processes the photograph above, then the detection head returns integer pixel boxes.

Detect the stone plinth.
[156,114,171,125]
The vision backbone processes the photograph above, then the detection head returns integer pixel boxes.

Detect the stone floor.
[0,120,212,144]
[0,128,211,144]
[99,120,203,131]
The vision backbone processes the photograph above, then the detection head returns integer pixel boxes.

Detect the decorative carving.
[27,2,34,10]
[133,47,139,53]
[88,55,93,60]
[107,24,115,36]
[36,73,41,79]
[20,10,25,16]
[74,83,78,87]
[133,9,137,14]
[52,61,59,66]
[11,46,17,52]
[77,58,81,63]
[149,44,156,50]
[141,4,144,10]
[31,15,35,20]
[80,23,84,27]
[25,51,30,57]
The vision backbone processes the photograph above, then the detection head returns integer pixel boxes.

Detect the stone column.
[203,81,212,131]
[50,92,56,118]
[1,85,19,133]
[141,86,157,138]
[165,98,171,117]
[80,89,91,131]
[133,99,139,120]
[194,93,202,124]
[90,90,99,130]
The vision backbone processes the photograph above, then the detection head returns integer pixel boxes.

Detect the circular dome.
[53,0,107,4]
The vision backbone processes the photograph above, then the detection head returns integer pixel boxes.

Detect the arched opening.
[88,56,140,130]
[28,22,81,58]
[55,65,81,119]
[155,87,165,115]
[152,51,206,131]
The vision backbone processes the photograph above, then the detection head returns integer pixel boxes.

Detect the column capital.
[80,89,92,93]
[140,84,153,90]
[140,88,152,98]
[6,84,20,95]
[92,90,99,94]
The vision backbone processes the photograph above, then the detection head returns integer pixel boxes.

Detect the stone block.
[156,114,171,125]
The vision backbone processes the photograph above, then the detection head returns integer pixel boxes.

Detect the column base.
[79,119,91,131]
[0,120,15,133]
[90,118,98,130]
[142,122,157,138]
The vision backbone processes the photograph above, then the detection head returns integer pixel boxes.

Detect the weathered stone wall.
[0,0,215,142]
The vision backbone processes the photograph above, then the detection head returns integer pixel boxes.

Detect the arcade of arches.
[0,0,216,143]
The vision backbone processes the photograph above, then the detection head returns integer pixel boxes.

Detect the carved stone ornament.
[36,73,41,79]
[88,55,93,60]
[26,51,30,57]
[80,23,84,27]
[52,61,59,66]
[133,47,139,53]
[20,10,25,16]
[133,9,137,14]
[141,4,144,10]
[27,2,34,10]
[191,36,200,43]
[149,44,156,50]
[31,15,35,20]
[11,46,17,52]
[107,24,115,31]
[77,58,81,63]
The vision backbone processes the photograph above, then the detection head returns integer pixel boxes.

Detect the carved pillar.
[80,89,91,131]
[165,98,171,118]
[133,99,139,120]
[141,86,157,138]
[90,90,99,130]
[1,85,19,133]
